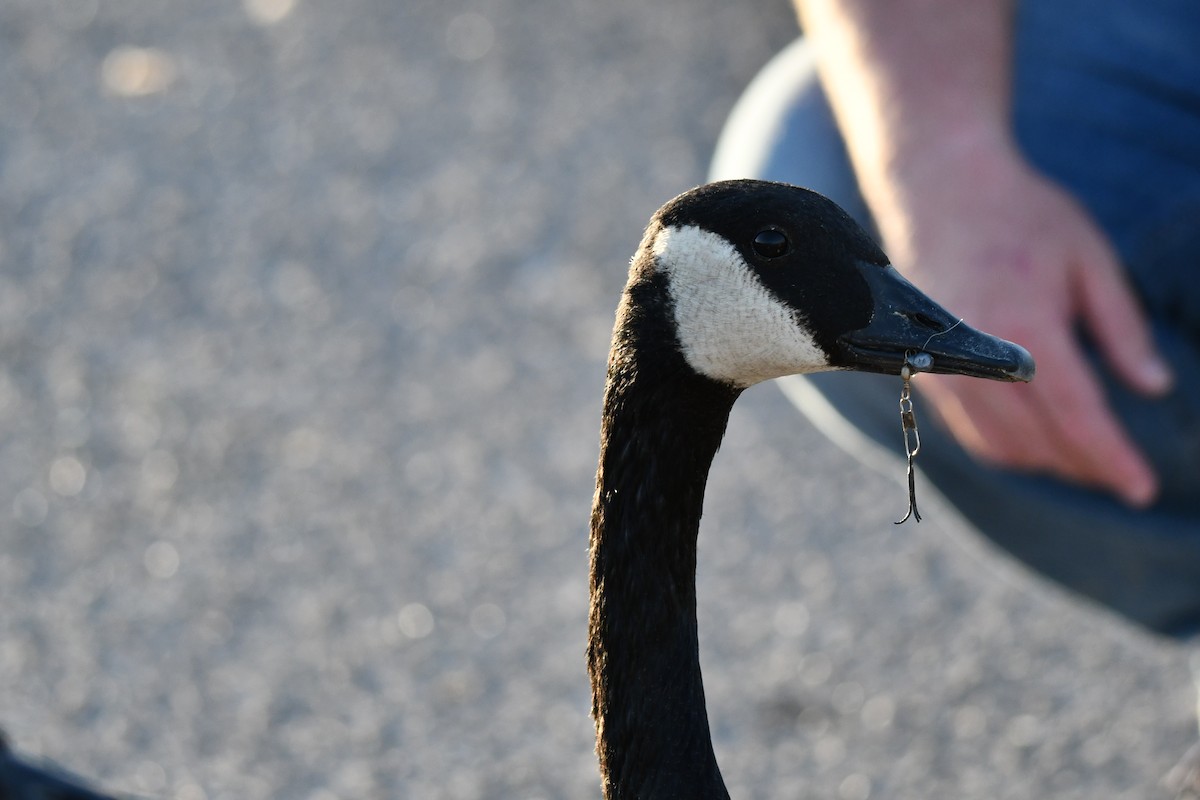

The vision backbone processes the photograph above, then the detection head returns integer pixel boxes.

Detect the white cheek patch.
[652,225,830,387]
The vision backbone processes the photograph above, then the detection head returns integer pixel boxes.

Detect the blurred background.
[0,1,1195,798]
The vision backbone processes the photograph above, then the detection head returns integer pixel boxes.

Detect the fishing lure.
[895,352,933,524]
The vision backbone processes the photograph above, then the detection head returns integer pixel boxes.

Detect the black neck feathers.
[587,262,741,799]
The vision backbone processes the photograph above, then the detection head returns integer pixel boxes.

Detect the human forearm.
[791,0,1171,506]
[793,0,1017,250]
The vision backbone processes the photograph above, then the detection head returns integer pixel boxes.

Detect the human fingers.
[919,377,1061,476]
[1071,227,1173,396]
[1022,332,1158,505]
[920,338,1157,506]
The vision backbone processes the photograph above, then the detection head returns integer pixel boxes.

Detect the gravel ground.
[0,1,1196,799]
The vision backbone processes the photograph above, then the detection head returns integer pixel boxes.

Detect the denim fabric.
[710,3,1200,636]
[1015,0,1200,335]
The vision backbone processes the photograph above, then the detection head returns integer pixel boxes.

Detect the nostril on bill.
[905,312,943,331]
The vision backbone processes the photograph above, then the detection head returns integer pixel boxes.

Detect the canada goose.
[587,179,1034,798]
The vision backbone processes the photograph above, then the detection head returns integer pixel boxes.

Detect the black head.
[654,179,884,354]
[639,180,1034,386]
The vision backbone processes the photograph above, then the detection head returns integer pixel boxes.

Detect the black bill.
[832,263,1036,382]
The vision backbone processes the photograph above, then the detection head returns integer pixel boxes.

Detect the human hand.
[874,144,1173,506]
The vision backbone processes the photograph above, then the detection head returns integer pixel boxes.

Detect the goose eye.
[752,229,790,259]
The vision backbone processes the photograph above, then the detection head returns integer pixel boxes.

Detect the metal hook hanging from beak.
[895,353,932,524]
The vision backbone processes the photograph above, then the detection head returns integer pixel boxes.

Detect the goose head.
[637,179,1035,388]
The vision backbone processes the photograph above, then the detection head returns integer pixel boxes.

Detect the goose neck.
[588,356,739,800]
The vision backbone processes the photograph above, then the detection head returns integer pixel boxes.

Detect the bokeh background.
[0,1,1195,798]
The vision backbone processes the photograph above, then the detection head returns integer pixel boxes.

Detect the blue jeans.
[711,0,1200,636]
